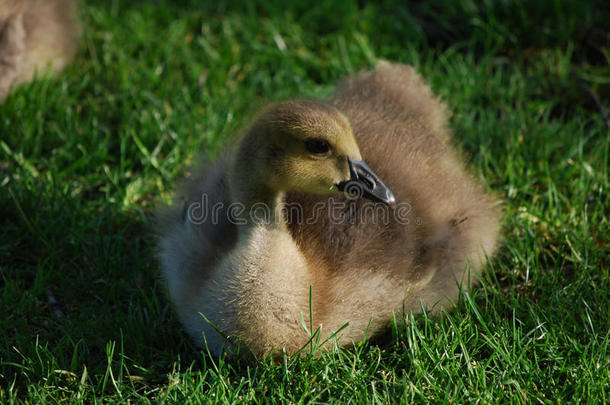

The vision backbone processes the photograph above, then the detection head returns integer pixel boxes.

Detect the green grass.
[1,0,608,402]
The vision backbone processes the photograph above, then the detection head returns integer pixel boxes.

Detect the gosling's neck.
[227,158,288,232]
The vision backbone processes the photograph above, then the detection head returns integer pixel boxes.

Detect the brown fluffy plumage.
[158,61,501,359]
[0,0,80,101]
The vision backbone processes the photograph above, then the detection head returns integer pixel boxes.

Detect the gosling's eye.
[305,138,331,156]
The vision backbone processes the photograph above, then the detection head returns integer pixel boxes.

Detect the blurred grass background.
[1,0,608,402]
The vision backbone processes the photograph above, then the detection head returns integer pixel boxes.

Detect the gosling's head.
[233,100,395,206]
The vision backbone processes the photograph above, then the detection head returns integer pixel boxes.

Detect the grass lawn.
[1,0,608,402]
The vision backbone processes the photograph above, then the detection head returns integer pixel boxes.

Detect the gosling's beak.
[336,158,396,207]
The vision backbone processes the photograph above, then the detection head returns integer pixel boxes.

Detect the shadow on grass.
[107,0,609,61]
[0,178,201,390]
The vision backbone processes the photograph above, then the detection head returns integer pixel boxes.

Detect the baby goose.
[0,0,80,101]
[159,62,501,358]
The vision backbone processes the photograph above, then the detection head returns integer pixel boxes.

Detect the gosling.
[158,61,501,359]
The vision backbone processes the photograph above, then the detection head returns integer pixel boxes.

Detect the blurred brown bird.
[0,0,80,101]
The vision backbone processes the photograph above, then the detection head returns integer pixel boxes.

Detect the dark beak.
[336,158,396,207]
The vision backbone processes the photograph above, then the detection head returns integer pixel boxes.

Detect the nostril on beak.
[359,172,375,190]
